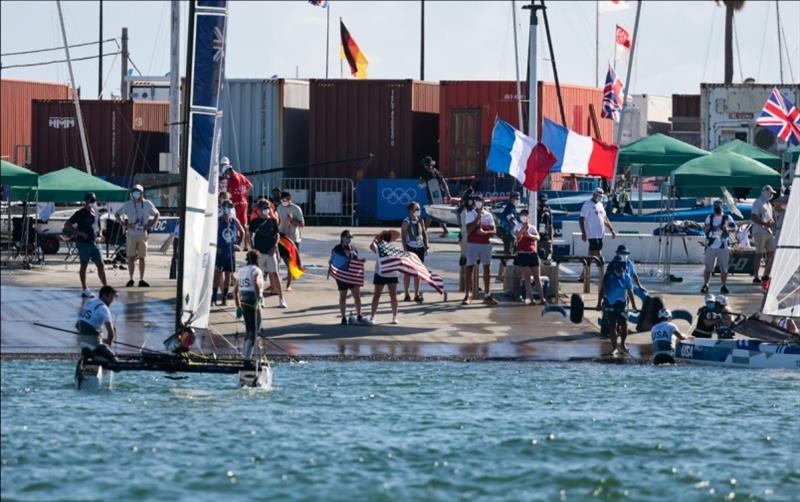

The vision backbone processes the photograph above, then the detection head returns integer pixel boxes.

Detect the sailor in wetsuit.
[651,308,690,365]
[75,285,118,361]
[692,294,733,338]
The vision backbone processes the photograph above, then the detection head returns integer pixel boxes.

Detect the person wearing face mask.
[64,192,108,298]
[219,158,253,250]
[513,209,547,305]
[249,198,286,308]
[463,196,498,306]
[692,294,729,338]
[498,192,521,281]
[115,184,160,288]
[579,187,617,260]
[213,199,245,306]
[596,245,646,309]
[330,230,365,324]
[276,191,305,291]
[601,256,636,354]
[701,199,735,295]
[401,202,429,303]
[537,193,554,263]
[750,185,778,288]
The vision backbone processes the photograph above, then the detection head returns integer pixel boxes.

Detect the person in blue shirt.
[597,245,646,309]
[601,256,636,354]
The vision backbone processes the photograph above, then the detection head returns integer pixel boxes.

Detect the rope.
[1,38,118,56]
[1,51,121,70]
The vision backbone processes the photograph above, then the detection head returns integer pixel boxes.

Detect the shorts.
[240,291,261,334]
[215,252,236,273]
[126,233,148,259]
[259,252,279,274]
[76,241,102,264]
[466,242,492,266]
[754,233,776,253]
[336,280,359,291]
[588,238,603,252]
[704,247,730,273]
[373,274,398,285]
[513,252,540,268]
[234,202,248,227]
[407,246,425,263]
[603,301,627,334]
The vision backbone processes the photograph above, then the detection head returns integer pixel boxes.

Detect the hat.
[420,156,435,167]
[84,192,97,202]
[538,193,548,202]
[341,229,353,239]
[221,156,231,166]
[131,184,144,192]
[615,244,631,255]
[593,187,605,195]
[762,185,776,194]
[716,295,728,306]
[658,308,672,320]
[704,294,716,303]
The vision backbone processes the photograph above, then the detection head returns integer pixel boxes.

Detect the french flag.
[541,118,618,179]
[487,119,556,191]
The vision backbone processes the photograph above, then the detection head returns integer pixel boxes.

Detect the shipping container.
[308,79,439,180]
[700,83,800,153]
[615,94,672,144]
[1,78,72,166]
[438,81,611,178]
[221,79,309,193]
[30,99,167,178]
[132,101,170,133]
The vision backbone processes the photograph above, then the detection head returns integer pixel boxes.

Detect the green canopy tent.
[617,134,710,177]
[1,160,38,190]
[784,145,800,165]
[10,166,129,202]
[711,139,781,170]
[670,151,781,198]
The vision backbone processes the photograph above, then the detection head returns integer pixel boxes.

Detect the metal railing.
[259,177,355,226]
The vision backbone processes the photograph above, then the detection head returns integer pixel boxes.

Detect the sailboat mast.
[175,0,197,330]
[511,0,524,131]
[524,0,543,223]
[169,0,181,174]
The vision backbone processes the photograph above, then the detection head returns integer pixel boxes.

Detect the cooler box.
[356,179,429,222]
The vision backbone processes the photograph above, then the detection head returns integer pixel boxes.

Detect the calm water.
[2,361,799,502]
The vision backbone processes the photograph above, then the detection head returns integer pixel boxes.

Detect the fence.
[259,177,354,226]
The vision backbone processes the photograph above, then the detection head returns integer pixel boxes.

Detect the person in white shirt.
[463,197,498,306]
[702,200,735,295]
[115,184,160,288]
[276,191,305,291]
[750,185,777,286]
[234,250,264,360]
[579,187,617,260]
[651,308,690,365]
[75,285,118,360]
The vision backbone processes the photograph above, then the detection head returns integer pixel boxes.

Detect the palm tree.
[717,1,746,84]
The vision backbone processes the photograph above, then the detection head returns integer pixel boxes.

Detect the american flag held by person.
[756,87,800,146]
[329,252,365,287]
[377,241,445,294]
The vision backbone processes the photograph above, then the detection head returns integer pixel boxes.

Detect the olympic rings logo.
[382,187,417,205]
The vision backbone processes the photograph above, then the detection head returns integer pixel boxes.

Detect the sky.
[1,0,798,99]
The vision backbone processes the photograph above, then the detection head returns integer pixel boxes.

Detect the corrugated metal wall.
[1,79,72,165]
[222,79,309,194]
[131,101,170,133]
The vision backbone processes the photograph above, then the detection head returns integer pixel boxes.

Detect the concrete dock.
[1,226,765,362]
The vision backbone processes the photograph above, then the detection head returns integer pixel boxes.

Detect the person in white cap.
[579,187,617,260]
[701,200,735,295]
[115,184,160,287]
[219,157,253,250]
[750,185,777,288]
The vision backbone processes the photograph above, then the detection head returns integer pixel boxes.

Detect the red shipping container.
[1,78,72,165]
[132,101,170,133]
[308,79,439,180]
[438,80,611,177]
[31,99,167,177]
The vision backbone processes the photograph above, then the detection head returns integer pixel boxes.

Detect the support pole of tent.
[609,0,642,198]
[56,0,93,176]
[523,0,544,223]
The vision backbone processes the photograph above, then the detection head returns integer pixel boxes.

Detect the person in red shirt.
[220,157,253,249]
[513,209,547,305]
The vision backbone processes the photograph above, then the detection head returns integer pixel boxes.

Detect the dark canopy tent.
[1,160,38,190]
[617,134,710,177]
[670,152,781,198]
[711,139,781,170]
[10,167,128,202]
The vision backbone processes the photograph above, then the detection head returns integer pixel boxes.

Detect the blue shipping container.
[356,179,429,221]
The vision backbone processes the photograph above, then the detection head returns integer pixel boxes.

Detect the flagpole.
[609,0,641,197]
[325,4,330,78]
[512,0,524,131]
[595,0,599,87]
[523,0,544,224]
[420,0,425,80]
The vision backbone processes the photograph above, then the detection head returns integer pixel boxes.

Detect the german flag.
[340,20,368,79]
[278,234,305,280]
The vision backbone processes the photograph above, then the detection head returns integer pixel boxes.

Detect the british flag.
[213,26,225,62]
[377,241,445,294]
[756,87,800,146]
[601,64,624,123]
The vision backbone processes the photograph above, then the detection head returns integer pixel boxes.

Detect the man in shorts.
[115,184,160,287]
[601,256,635,354]
[277,191,305,291]
[701,199,735,294]
[249,198,286,308]
[220,157,253,250]
[750,185,777,288]
[64,192,108,298]
[463,196,498,306]
[579,187,617,260]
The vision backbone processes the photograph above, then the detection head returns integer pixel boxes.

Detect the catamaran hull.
[238,366,272,389]
[674,339,800,369]
[75,361,105,391]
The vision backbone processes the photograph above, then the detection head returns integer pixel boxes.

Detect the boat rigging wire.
[756,0,770,81]
[1,52,122,70]
[1,38,118,57]
[733,16,744,83]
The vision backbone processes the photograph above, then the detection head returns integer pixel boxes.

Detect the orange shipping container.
[132,100,170,133]
[1,78,72,165]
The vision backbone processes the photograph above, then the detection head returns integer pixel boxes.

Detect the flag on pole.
[755,87,800,146]
[601,64,624,122]
[614,24,632,64]
[598,0,630,13]
[329,253,365,286]
[487,118,557,191]
[377,241,445,294]
[541,118,618,179]
[308,0,328,6]
[340,20,368,79]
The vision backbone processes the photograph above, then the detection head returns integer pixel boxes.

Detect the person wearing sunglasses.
[64,192,108,298]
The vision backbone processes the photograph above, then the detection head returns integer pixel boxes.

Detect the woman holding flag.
[329,230,365,325]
